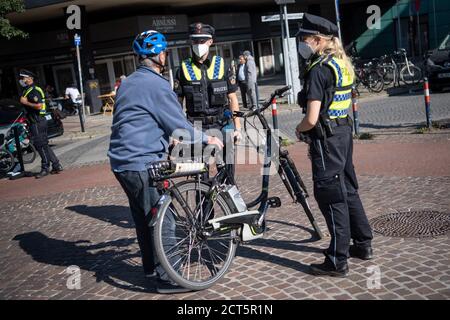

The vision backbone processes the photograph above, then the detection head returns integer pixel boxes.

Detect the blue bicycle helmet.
[133,30,167,57]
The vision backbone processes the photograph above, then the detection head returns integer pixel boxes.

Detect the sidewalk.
[51,114,113,143]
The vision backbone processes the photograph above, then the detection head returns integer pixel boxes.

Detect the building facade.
[1,0,449,106]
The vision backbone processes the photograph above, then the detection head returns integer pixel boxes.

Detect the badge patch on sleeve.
[33,96,38,102]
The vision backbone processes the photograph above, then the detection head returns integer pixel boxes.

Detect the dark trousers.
[114,170,174,282]
[29,117,60,171]
[309,124,373,268]
[238,82,248,109]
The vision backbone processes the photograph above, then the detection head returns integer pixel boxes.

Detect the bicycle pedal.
[267,196,281,208]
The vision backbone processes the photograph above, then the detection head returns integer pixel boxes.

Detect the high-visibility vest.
[307,56,354,119]
[181,55,225,81]
[23,85,47,116]
[180,56,228,117]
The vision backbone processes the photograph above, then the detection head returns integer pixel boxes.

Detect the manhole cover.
[370,210,450,238]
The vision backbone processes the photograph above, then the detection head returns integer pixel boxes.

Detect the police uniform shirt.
[174,58,238,101]
[22,85,44,121]
[302,63,334,111]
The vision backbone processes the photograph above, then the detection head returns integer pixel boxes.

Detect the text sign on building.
[140,15,188,33]
[261,13,304,22]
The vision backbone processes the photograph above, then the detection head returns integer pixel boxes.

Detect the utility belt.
[188,114,224,126]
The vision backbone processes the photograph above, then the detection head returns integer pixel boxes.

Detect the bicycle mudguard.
[148,193,172,227]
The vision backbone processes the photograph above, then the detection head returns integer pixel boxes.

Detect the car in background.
[426,32,450,92]
[0,99,64,139]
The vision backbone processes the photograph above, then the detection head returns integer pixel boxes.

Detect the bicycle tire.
[400,65,422,86]
[367,70,384,93]
[0,149,14,173]
[154,180,238,291]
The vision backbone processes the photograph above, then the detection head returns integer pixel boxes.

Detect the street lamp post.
[275,0,296,104]
[74,33,86,133]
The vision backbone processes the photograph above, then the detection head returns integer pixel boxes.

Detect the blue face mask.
[298,41,315,60]
[19,79,28,87]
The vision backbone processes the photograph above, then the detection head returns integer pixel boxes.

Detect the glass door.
[52,64,76,97]
[94,59,115,94]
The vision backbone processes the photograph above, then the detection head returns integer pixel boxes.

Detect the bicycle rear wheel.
[367,70,384,93]
[154,180,238,291]
[400,65,422,86]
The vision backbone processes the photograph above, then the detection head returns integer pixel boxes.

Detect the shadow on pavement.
[235,219,323,275]
[66,205,134,229]
[12,231,158,293]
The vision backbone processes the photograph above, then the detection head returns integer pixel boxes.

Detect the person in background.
[114,75,127,93]
[242,50,258,109]
[19,69,63,178]
[64,83,81,115]
[236,54,248,109]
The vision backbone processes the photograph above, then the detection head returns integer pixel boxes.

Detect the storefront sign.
[139,15,188,34]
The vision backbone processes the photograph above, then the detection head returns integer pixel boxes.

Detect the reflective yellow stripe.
[182,56,225,82]
[207,56,224,80]
[326,58,353,119]
[23,86,46,115]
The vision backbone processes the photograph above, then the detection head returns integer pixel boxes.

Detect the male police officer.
[19,69,63,178]
[174,22,241,178]
[295,14,373,277]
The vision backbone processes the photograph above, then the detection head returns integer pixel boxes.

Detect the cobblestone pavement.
[0,134,449,300]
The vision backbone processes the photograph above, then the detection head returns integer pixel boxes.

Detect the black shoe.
[349,245,373,260]
[50,164,63,174]
[35,169,49,179]
[156,279,192,294]
[309,259,349,278]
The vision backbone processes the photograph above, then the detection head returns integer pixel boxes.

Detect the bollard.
[351,88,360,136]
[271,97,278,130]
[423,77,432,129]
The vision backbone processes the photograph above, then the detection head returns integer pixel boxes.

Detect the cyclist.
[174,22,241,179]
[295,14,373,277]
[107,30,222,294]
[18,69,63,178]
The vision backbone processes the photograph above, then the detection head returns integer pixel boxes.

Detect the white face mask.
[192,44,209,58]
[19,79,28,87]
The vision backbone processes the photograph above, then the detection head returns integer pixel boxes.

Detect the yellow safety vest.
[181,55,225,81]
[307,56,354,119]
[23,85,47,116]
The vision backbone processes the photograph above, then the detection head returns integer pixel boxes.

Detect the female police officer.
[295,14,373,277]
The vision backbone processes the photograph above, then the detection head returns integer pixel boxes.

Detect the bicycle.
[147,86,323,291]
[377,48,422,87]
[353,58,384,95]
[0,111,36,174]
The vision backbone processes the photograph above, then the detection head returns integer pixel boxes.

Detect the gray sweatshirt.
[108,65,207,171]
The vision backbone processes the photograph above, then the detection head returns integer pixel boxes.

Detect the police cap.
[189,22,215,40]
[296,13,339,37]
[19,69,37,79]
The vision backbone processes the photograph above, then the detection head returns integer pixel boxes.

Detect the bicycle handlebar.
[236,85,291,118]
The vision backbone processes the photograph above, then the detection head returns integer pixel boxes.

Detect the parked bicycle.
[145,86,323,291]
[376,48,422,86]
[0,112,36,174]
[353,57,384,95]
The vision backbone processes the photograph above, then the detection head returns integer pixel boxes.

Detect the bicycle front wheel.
[0,149,14,173]
[400,65,422,86]
[154,180,238,291]
[367,70,384,93]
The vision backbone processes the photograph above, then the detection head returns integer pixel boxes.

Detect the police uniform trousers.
[29,117,60,171]
[309,123,373,268]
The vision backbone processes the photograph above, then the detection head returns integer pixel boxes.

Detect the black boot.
[35,169,49,179]
[349,245,373,260]
[50,164,64,174]
[309,258,349,278]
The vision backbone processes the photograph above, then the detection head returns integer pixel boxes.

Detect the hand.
[207,136,224,150]
[233,129,242,143]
